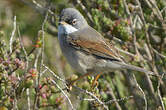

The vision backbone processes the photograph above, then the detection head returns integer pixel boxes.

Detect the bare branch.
[51,79,75,110]
[10,16,16,53]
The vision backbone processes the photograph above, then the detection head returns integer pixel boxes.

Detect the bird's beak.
[59,21,68,25]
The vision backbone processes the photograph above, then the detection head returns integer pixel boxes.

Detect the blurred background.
[0,0,166,110]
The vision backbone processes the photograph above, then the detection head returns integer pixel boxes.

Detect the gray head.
[59,8,88,29]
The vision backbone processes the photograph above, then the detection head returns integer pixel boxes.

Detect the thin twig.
[75,0,93,25]
[17,26,29,71]
[32,0,54,15]
[152,48,166,59]
[28,47,36,57]
[157,73,165,110]
[135,1,166,109]
[122,0,139,55]
[51,79,75,110]
[33,2,50,109]
[40,68,47,77]
[43,64,66,83]
[43,64,108,109]
[39,4,49,77]
[33,48,41,110]
[17,26,31,110]
[73,86,109,110]
[79,95,133,105]
[105,81,122,110]
[21,0,54,16]
[13,89,18,110]
[133,75,147,110]
[105,96,133,105]
[136,0,166,108]
[10,16,16,54]
[115,47,135,58]
[26,89,31,110]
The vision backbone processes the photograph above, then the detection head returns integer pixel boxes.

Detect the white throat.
[58,24,78,36]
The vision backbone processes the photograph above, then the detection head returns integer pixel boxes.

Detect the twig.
[9,16,16,54]
[123,70,145,109]
[79,95,133,105]
[42,64,66,83]
[133,74,147,110]
[51,79,75,110]
[144,43,152,61]
[152,48,166,59]
[112,37,124,44]
[161,6,166,13]
[122,0,139,56]
[115,47,135,58]
[157,73,166,110]
[18,27,31,110]
[26,89,31,110]
[21,0,54,16]
[13,89,18,110]
[106,0,121,19]
[34,49,41,70]
[39,4,49,74]
[80,98,95,101]
[40,68,47,77]
[75,0,93,25]
[32,0,43,9]
[28,47,36,57]
[33,48,41,110]
[73,86,109,110]
[105,81,122,110]
[17,25,29,71]
[135,1,166,109]
[33,2,50,109]
[105,96,133,104]
[8,66,19,75]
[32,0,54,15]
[43,64,108,109]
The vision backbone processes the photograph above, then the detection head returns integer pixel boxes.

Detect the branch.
[10,16,16,54]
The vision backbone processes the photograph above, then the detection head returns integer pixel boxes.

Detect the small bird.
[58,8,153,83]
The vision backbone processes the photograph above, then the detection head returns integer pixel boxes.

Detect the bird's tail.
[115,62,155,76]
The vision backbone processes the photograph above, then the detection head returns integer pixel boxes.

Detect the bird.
[58,8,154,85]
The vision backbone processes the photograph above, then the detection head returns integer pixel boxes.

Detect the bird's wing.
[68,26,123,61]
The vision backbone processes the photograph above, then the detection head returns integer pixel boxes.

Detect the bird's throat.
[58,24,78,35]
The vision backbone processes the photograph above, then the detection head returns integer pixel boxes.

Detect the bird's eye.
[72,19,77,25]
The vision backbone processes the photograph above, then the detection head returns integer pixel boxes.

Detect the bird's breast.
[58,34,92,74]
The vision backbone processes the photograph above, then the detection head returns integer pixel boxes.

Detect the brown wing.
[68,26,123,61]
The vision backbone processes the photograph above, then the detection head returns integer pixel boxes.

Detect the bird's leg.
[67,72,93,90]
[91,73,101,88]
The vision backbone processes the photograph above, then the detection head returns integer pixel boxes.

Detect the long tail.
[115,62,155,76]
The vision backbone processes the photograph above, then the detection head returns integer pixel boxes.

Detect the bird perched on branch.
[58,8,154,85]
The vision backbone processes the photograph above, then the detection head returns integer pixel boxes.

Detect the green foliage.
[0,0,166,110]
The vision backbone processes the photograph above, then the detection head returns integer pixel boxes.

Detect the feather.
[67,26,123,61]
